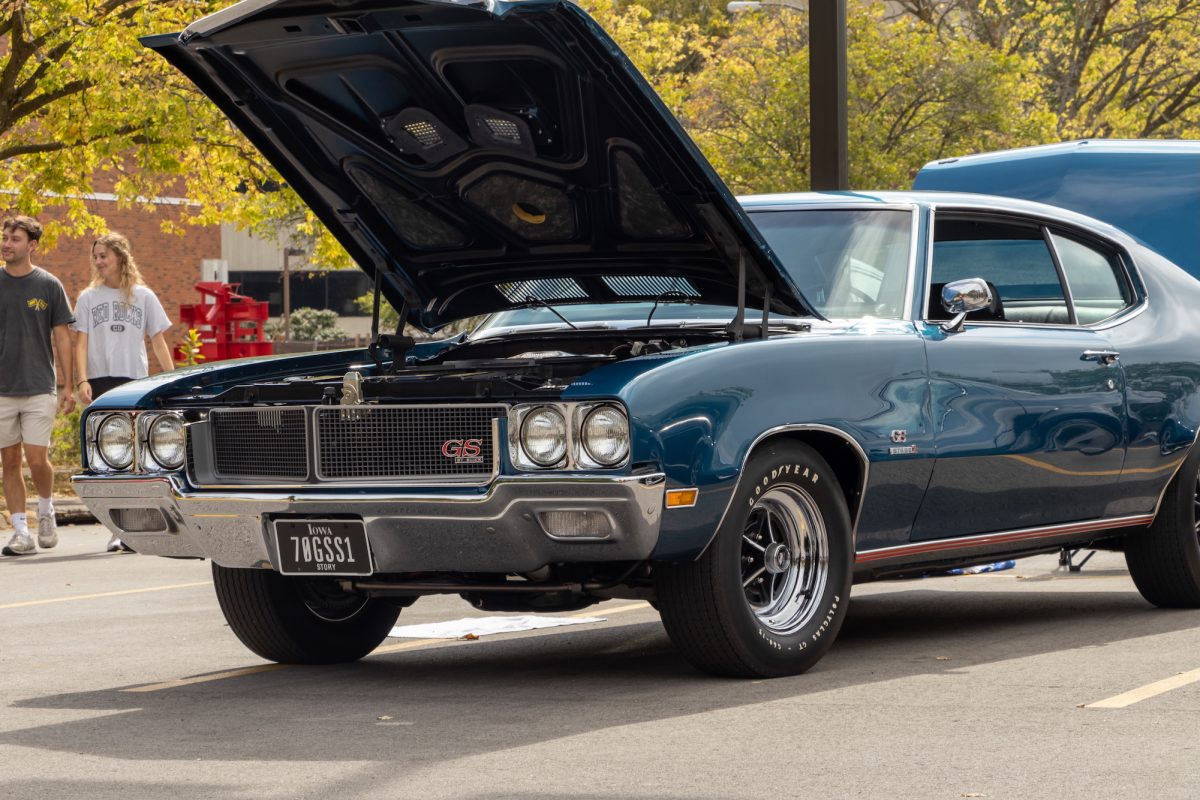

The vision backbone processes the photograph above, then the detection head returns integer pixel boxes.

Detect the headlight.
[97,414,134,470]
[581,405,630,466]
[147,414,185,470]
[520,407,568,466]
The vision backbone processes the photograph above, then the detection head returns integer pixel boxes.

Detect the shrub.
[267,307,347,341]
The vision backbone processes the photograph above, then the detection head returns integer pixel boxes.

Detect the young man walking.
[0,215,74,556]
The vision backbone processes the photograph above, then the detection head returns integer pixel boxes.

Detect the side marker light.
[665,489,699,509]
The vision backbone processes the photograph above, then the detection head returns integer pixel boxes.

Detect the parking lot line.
[1086,667,1200,709]
[582,601,651,616]
[124,601,655,692]
[370,637,451,656]
[0,581,211,610]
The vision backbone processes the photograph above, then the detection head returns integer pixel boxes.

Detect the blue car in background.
[915,139,1200,278]
[74,0,1200,678]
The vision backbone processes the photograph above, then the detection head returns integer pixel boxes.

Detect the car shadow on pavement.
[5,587,1198,770]
[1,552,127,566]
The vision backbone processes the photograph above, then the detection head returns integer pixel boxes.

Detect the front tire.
[212,564,401,663]
[655,442,853,678]
[1125,446,1200,607]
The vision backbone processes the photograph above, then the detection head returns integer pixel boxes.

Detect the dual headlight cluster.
[86,411,186,473]
[509,403,630,470]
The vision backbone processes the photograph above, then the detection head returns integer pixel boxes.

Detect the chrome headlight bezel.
[86,410,189,474]
[516,405,569,468]
[577,404,630,468]
[508,401,631,471]
[141,412,186,471]
[94,413,135,471]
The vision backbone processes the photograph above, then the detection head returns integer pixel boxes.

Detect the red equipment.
[177,281,273,362]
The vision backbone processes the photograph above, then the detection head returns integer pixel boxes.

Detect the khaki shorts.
[0,394,58,449]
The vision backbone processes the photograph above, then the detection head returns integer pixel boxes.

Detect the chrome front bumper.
[72,473,666,573]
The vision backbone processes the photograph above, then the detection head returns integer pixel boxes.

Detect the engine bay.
[167,328,729,406]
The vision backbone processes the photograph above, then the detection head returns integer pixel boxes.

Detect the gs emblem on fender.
[441,438,485,464]
[26,298,47,311]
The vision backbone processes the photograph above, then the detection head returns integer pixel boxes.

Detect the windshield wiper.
[523,295,578,330]
[646,290,696,326]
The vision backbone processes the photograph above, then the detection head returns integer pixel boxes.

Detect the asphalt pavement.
[1,523,1198,799]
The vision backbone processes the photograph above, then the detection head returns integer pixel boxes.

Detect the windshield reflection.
[469,208,913,337]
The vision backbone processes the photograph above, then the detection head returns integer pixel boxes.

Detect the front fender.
[571,324,928,560]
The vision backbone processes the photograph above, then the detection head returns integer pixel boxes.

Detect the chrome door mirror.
[939,278,994,332]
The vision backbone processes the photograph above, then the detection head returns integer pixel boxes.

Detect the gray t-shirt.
[0,266,74,396]
[71,284,172,380]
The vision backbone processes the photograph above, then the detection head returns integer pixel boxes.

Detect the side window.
[1049,232,1132,324]
[929,218,1068,324]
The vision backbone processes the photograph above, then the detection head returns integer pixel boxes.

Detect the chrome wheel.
[741,484,829,635]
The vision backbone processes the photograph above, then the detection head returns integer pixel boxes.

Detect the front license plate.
[274,519,373,576]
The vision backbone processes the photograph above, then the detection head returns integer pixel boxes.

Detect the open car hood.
[145,0,815,330]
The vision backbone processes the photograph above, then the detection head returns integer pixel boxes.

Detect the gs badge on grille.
[441,438,485,464]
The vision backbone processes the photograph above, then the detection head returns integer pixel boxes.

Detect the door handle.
[1080,350,1120,366]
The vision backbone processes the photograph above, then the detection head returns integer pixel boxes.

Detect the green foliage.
[50,408,81,470]
[177,328,206,367]
[847,4,1056,188]
[273,307,347,342]
[353,292,402,334]
[0,0,343,263]
[678,2,1055,192]
[893,1,1200,139]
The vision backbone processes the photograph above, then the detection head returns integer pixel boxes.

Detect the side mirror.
[939,278,994,333]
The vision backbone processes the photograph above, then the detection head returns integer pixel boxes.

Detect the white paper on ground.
[388,615,607,639]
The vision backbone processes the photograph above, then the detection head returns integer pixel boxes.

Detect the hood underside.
[144,0,813,330]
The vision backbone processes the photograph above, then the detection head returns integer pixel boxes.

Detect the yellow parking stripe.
[0,581,211,610]
[125,600,655,691]
[1086,667,1200,708]
[370,637,451,656]
[577,601,651,616]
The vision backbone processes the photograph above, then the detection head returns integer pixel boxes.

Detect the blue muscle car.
[74,0,1200,678]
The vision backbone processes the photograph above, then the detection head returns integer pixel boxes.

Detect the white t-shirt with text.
[71,284,172,380]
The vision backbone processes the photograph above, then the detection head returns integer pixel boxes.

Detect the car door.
[910,212,1129,540]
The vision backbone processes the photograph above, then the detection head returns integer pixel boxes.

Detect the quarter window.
[1049,232,1132,324]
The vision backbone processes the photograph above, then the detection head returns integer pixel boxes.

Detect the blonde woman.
[72,233,174,550]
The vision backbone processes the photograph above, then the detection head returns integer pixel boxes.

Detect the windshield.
[469,207,914,337]
[750,208,913,319]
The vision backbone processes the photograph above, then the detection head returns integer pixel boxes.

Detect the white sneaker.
[106,535,134,553]
[37,512,58,549]
[2,531,36,556]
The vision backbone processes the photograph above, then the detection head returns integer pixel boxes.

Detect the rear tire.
[212,564,401,663]
[655,442,853,678]
[1125,446,1200,607]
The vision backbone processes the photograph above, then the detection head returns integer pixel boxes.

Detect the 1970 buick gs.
[74,0,1200,678]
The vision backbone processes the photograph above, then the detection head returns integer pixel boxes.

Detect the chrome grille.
[210,407,309,480]
[315,405,503,482]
